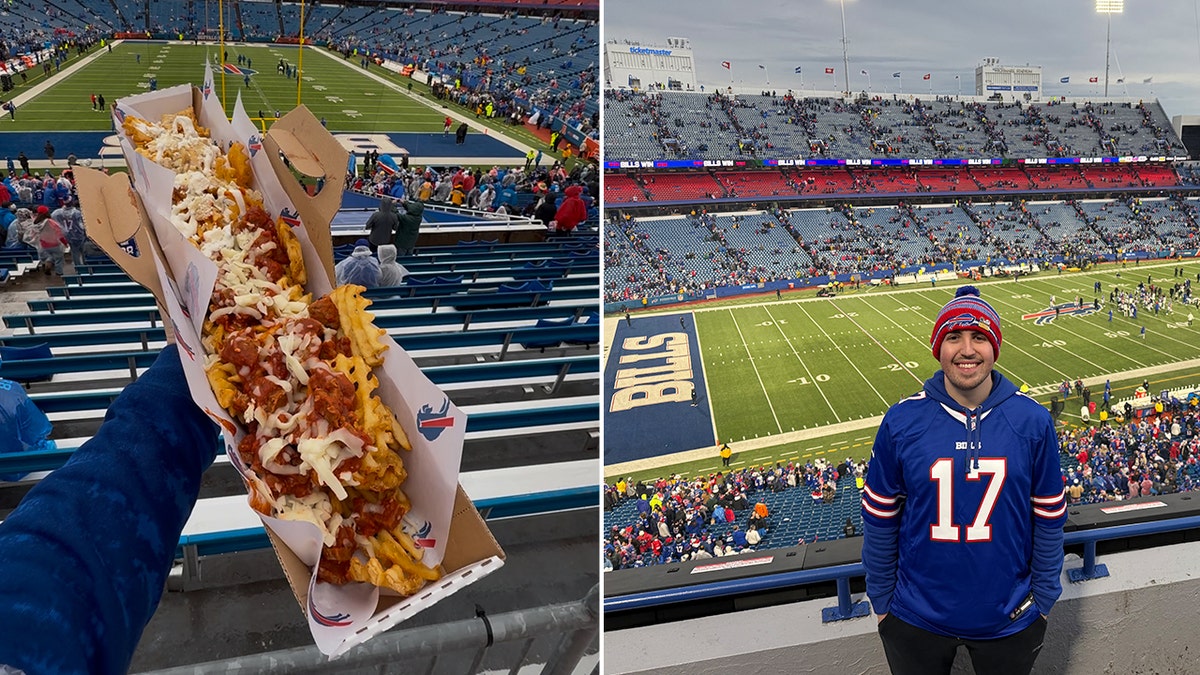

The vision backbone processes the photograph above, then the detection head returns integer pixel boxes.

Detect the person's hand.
[877,613,887,624]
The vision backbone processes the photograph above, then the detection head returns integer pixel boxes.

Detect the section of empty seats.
[714,171,796,198]
[3,461,598,587]
[5,287,601,333]
[639,173,724,201]
[0,350,600,394]
[604,173,649,204]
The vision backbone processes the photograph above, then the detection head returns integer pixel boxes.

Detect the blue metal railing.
[604,515,1200,619]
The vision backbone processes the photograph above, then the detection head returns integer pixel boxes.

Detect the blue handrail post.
[821,575,870,623]
[1067,539,1110,583]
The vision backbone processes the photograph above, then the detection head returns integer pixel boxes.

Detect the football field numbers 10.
[1036,340,1066,348]
[881,362,919,371]
[789,374,831,385]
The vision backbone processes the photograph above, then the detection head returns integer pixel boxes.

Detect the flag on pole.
[1089,76,1099,83]
[1143,76,1153,83]
[825,67,834,74]
[794,66,802,74]
[923,73,931,80]
[1060,76,1070,84]
[892,72,901,78]
[721,61,731,70]
[758,64,765,69]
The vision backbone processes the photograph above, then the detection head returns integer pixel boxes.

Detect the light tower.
[1096,0,1124,97]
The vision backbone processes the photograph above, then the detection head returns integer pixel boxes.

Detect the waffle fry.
[122,107,441,596]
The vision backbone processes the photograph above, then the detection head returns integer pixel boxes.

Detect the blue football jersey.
[862,370,1066,639]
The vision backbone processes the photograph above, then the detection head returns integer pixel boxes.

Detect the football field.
[7,42,448,132]
[0,41,532,166]
[699,261,1199,445]
[605,260,1200,481]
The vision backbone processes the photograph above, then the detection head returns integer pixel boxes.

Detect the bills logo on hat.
[931,286,1003,359]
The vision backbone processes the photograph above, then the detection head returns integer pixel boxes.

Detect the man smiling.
[861,286,1066,675]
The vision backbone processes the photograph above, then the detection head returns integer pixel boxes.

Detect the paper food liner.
[114,64,469,654]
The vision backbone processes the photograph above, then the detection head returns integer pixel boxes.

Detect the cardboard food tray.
[74,73,504,658]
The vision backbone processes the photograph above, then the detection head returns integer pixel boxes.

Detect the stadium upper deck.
[605,89,1186,163]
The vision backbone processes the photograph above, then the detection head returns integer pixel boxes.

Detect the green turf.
[5,42,456,133]
[695,260,1199,444]
[606,366,1198,485]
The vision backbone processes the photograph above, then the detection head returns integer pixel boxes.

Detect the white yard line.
[764,305,844,422]
[690,311,722,444]
[830,296,926,387]
[729,308,783,434]
[782,300,888,408]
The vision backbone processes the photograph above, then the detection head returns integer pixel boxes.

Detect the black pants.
[878,613,1047,675]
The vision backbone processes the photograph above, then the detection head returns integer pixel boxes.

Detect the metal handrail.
[139,585,599,674]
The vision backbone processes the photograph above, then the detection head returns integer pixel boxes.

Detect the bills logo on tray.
[202,80,212,100]
[416,397,454,441]
[113,106,127,125]
[308,598,352,628]
[173,321,196,361]
[279,207,301,228]
[247,134,262,157]
[413,520,437,549]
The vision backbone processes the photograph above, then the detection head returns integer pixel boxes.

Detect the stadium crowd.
[603,457,865,570]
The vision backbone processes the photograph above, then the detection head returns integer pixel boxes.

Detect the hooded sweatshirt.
[861,369,1066,639]
[366,197,400,247]
[393,200,425,251]
[552,185,587,232]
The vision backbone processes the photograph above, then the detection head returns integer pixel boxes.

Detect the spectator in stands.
[30,205,68,276]
[393,198,425,257]
[551,185,587,234]
[0,344,218,673]
[376,244,406,287]
[843,517,857,537]
[0,358,56,482]
[533,194,557,228]
[334,239,380,288]
[366,197,399,250]
[52,199,86,268]
[862,286,1065,675]
[5,207,32,249]
[0,203,13,245]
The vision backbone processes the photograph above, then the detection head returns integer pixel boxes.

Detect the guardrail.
[603,515,1200,621]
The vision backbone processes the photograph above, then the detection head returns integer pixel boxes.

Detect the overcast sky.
[603,0,1200,120]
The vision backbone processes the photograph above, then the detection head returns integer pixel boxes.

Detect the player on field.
[862,286,1066,675]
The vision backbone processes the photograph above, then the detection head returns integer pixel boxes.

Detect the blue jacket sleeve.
[1030,415,1067,615]
[0,345,219,675]
[862,418,905,615]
